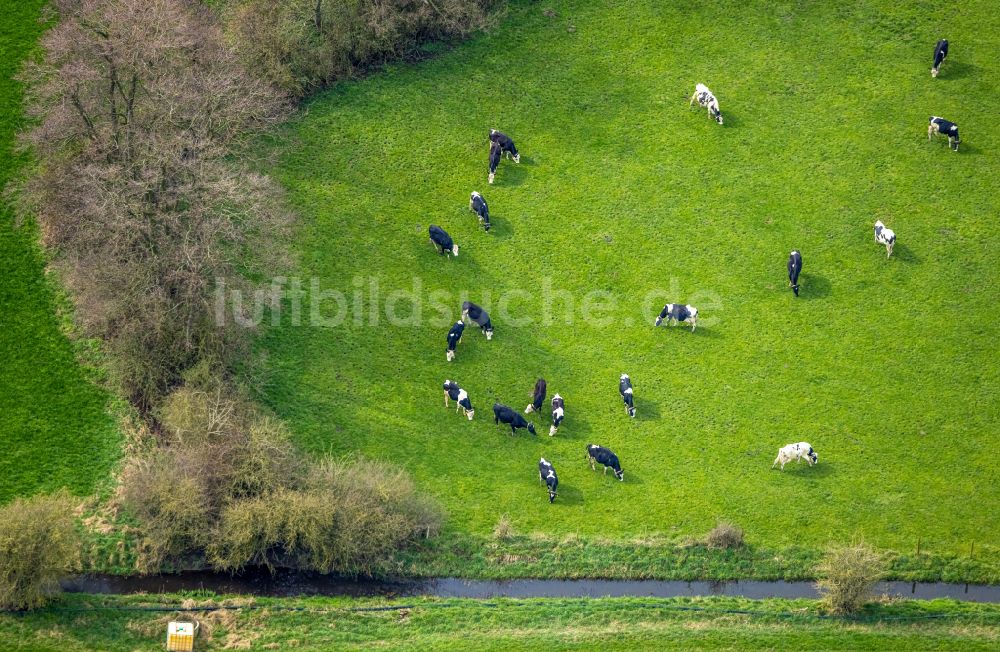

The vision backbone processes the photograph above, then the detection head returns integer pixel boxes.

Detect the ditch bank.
[63,571,1000,603]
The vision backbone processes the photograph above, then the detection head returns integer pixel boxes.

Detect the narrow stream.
[63,570,1000,603]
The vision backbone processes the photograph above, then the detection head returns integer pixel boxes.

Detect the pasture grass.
[0,0,120,503]
[1,593,999,650]
[258,0,1000,564]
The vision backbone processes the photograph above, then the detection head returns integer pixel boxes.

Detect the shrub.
[223,0,499,97]
[209,459,441,574]
[492,514,514,541]
[0,492,82,610]
[704,521,745,550]
[816,542,886,614]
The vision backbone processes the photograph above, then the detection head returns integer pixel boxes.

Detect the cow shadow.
[774,462,833,478]
[493,162,528,187]
[891,242,920,265]
[956,143,979,156]
[486,214,514,240]
[940,61,975,80]
[798,272,831,300]
[550,483,584,506]
[721,111,740,129]
[636,397,661,421]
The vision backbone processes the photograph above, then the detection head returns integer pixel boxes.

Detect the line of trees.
[5,0,496,605]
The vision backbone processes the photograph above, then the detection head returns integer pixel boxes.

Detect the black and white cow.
[929,116,960,151]
[932,39,949,77]
[428,225,458,258]
[443,379,475,420]
[549,393,565,436]
[772,442,818,470]
[619,373,636,418]
[538,457,558,503]
[873,220,896,258]
[446,320,465,362]
[461,301,493,340]
[524,378,547,414]
[494,403,537,435]
[488,140,502,185]
[655,304,699,332]
[689,83,723,125]
[469,191,491,232]
[489,129,520,163]
[788,250,802,297]
[586,444,624,481]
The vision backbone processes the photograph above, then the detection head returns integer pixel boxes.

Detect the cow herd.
[421,40,959,503]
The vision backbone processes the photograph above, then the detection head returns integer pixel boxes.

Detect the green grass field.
[0,0,120,503]
[258,0,1000,555]
[2,593,998,651]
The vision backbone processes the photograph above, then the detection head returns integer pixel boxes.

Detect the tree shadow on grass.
[798,272,831,300]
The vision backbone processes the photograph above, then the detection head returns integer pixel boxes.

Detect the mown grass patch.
[1,593,999,650]
[0,1,120,503]
[258,0,999,558]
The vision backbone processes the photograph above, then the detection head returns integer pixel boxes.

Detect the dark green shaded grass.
[2,593,999,650]
[259,0,1000,556]
[0,0,120,502]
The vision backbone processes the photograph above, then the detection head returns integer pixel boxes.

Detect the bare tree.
[16,0,291,410]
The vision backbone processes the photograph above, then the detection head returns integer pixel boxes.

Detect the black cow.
[462,301,493,340]
[489,129,520,162]
[929,116,960,151]
[538,457,558,503]
[446,320,465,361]
[932,39,948,77]
[443,379,474,420]
[494,403,536,435]
[428,225,458,258]
[549,393,565,437]
[655,303,698,331]
[470,192,491,232]
[524,378,547,414]
[587,444,624,481]
[788,250,802,297]
[619,373,635,418]
[488,140,502,184]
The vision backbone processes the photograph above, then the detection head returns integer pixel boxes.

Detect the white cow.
[690,83,723,125]
[874,220,896,258]
[772,442,818,470]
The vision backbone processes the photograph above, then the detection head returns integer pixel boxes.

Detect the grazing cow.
[461,301,493,340]
[655,304,699,332]
[524,378,547,414]
[873,220,896,258]
[488,140,502,184]
[428,225,458,258]
[619,373,636,418]
[549,393,565,436]
[446,320,465,362]
[788,250,802,297]
[928,116,960,151]
[443,379,475,420]
[586,444,624,481]
[489,129,520,162]
[772,442,818,470]
[494,403,537,435]
[689,83,723,125]
[932,39,948,77]
[538,457,558,503]
[469,191,491,232]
